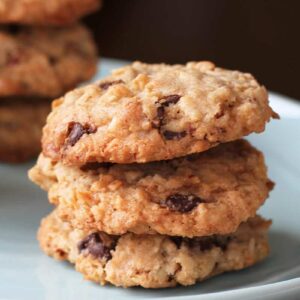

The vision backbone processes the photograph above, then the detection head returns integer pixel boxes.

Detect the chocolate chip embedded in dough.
[162,193,203,213]
[78,232,114,261]
[66,122,96,147]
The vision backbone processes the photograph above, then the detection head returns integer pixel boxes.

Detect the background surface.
[85,0,300,99]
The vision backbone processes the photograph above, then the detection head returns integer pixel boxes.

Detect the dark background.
[85,0,300,99]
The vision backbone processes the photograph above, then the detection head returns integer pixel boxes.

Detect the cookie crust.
[42,61,278,165]
[38,210,271,288]
[30,140,273,237]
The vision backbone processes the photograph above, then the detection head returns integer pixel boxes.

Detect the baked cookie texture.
[0,98,50,162]
[0,0,101,25]
[38,210,271,288]
[42,61,278,165]
[0,24,97,98]
[29,140,273,237]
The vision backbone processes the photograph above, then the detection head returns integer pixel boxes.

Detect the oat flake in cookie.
[38,209,271,288]
[42,61,278,165]
[29,140,274,237]
[0,24,97,98]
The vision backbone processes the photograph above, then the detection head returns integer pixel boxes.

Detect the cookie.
[0,24,97,98]
[41,61,278,165]
[0,98,50,163]
[38,209,271,288]
[0,0,101,25]
[29,140,273,237]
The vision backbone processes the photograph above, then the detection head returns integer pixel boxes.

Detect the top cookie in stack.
[42,61,278,165]
[0,0,100,163]
[30,61,278,288]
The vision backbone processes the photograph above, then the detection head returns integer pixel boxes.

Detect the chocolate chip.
[163,130,187,140]
[78,232,114,261]
[157,106,165,120]
[99,80,124,90]
[162,193,204,213]
[153,94,182,132]
[160,94,181,107]
[66,122,96,147]
[153,95,187,141]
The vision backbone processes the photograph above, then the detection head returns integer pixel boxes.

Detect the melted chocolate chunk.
[78,232,114,261]
[157,106,165,120]
[99,80,124,90]
[152,106,165,129]
[153,94,182,131]
[163,130,187,140]
[66,122,96,147]
[160,94,181,106]
[162,193,203,213]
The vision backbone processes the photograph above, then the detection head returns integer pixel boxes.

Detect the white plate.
[1,58,300,300]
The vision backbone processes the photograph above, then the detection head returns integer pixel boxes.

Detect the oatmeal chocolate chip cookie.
[30,140,274,237]
[0,24,97,98]
[42,61,278,165]
[38,209,271,288]
[0,0,101,25]
[0,98,50,163]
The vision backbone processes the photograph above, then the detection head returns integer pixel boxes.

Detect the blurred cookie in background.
[0,24,98,163]
[0,98,51,163]
[0,24,98,98]
[0,0,102,26]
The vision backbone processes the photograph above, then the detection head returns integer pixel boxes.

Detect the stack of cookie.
[29,61,278,288]
[0,0,101,162]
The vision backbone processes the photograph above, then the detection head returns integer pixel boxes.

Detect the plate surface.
[1,59,300,300]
